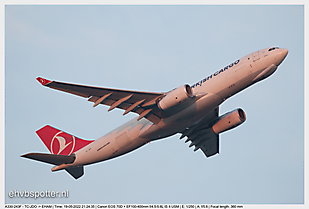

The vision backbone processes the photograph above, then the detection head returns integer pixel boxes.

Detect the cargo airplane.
[22,47,288,179]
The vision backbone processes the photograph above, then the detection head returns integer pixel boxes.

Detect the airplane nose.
[281,48,289,57]
[276,48,288,66]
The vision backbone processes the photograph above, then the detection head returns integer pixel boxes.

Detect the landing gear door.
[252,51,260,62]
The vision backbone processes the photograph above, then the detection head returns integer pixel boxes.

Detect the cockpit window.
[268,47,279,51]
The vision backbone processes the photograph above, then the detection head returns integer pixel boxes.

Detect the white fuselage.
[69,47,288,167]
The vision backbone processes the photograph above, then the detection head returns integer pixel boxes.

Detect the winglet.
[37,77,52,86]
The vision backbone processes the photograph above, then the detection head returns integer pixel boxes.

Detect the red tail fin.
[36,125,94,155]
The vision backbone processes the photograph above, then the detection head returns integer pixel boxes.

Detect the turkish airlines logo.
[39,78,46,85]
[50,131,76,155]
[36,77,51,86]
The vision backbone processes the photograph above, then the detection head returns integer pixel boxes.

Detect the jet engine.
[158,84,193,111]
[212,108,246,134]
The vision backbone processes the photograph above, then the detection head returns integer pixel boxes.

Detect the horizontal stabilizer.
[21,153,75,165]
[65,166,84,179]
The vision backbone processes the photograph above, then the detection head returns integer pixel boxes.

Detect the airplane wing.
[180,107,219,157]
[37,77,164,123]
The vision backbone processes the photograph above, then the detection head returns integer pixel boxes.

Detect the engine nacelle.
[212,108,246,134]
[158,84,193,110]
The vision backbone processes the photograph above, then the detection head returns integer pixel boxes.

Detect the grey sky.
[4,5,304,205]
